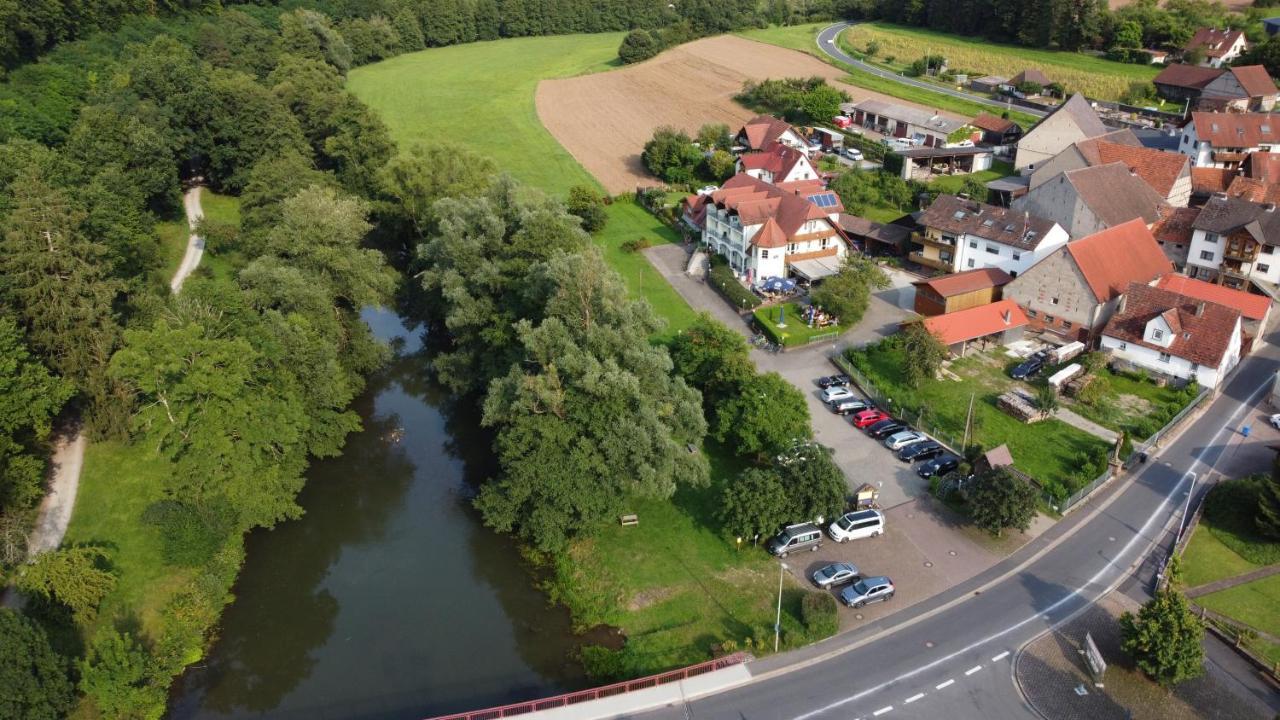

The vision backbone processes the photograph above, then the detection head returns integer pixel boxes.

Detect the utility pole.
[962,392,975,449]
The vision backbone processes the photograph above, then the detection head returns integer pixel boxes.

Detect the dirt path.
[170,186,205,294]
[537,34,965,194]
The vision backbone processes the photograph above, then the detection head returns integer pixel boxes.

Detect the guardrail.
[424,653,751,720]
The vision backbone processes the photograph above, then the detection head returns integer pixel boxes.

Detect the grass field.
[1198,574,1280,638]
[1181,523,1262,588]
[754,302,841,347]
[594,200,697,338]
[844,23,1159,102]
[347,33,623,196]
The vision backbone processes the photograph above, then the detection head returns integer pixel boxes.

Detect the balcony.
[1224,243,1258,262]
[913,231,955,248]
[909,250,953,271]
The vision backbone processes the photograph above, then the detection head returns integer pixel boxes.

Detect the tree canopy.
[965,466,1039,536]
[0,609,74,720]
[1120,588,1205,687]
[809,253,890,326]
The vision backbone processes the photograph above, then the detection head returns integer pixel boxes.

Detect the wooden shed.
[912,267,1014,317]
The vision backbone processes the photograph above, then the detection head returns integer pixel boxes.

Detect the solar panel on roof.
[807,193,838,208]
[953,211,967,220]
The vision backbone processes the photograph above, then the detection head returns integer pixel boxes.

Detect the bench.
[620,514,639,527]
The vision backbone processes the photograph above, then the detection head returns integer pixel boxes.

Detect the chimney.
[1195,301,1206,317]
[1117,294,1128,315]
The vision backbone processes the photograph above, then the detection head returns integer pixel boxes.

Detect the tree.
[1120,588,1205,687]
[238,150,336,242]
[1235,35,1280,78]
[901,322,948,388]
[778,443,847,523]
[642,127,702,184]
[14,546,117,624]
[719,467,791,542]
[1035,384,1060,414]
[279,8,353,73]
[0,609,74,720]
[828,169,883,215]
[799,84,847,123]
[965,466,1039,536]
[618,29,661,64]
[78,629,167,719]
[1015,81,1043,96]
[696,123,732,151]
[0,315,73,514]
[379,142,496,237]
[809,253,889,326]
[566,185,608,233]
[1113,20,1143,49]
[669,313,754,410]
[705,150,737,182]
[1257,454,1280,540]
[713,371,811,458]
[204,68,312,192]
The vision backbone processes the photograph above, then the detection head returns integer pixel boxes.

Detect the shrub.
[141,500,230,566]
[620,237,652,253]
[618,29,661,64]
[567,185,608,233]
[800,591,838,638]
[707,258,761,310]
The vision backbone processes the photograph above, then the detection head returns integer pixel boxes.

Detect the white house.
[699,173,849,282]
[1185,27,1249,68]
[1180,112,1280,168]
[916,194,1068,276]
[1100,282,1242,388]
[736,144,819,185]
[1184,193,1280,292]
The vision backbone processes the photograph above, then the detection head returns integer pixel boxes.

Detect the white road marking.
[935,679,955,690]
[904,693,925,704]
[789,376,1273,720]
[964,665,982,676]
[991,651,1010,662]
[872,707,893,717]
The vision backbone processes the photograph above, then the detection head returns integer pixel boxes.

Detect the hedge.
[708,257,761,310]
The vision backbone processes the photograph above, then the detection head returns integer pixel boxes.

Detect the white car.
[821,386,855,404]
[884,430,928,450]
[842,147,864,161]
[1269,413,1280,430]
[828,509,885,543]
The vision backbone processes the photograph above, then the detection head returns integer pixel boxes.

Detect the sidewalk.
[1054,408,1119,444]
[1187,564,1280,599]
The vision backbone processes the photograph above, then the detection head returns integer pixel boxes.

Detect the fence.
[1055,467,1114,515]
[831,354,965,452]
[424,653,751,720]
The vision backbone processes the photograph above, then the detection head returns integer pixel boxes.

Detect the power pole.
[962,392,975,449]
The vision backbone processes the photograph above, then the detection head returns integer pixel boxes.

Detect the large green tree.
[901,321,948,388]
[965,466,1038,537]
[1120,588,1205,687]
[642,127,702,184]
[0,316,73,516]
[380,143,497,238]
[720,467,791,542]
[809,253,889,326]
[15,546,117,624]
[669,313,754,411]
[0,609,74,720]
[779,443,847,524]
[712,371,811,458]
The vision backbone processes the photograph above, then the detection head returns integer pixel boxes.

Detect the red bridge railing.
[425,652,752,720]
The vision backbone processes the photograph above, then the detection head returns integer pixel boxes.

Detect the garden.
[1055,357,1203,447]
[753,302,841,348]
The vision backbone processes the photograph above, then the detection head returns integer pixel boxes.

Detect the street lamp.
[1177,472,1198,544]
[775,562,788,653]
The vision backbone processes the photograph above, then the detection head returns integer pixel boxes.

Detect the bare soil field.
[536,34,964,193]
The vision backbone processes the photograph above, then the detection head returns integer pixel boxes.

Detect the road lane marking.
[991,651,1010,662]
[935,679,954,690]
[872,707,893,716]
[904,693,924,704]
[964,665,982,676]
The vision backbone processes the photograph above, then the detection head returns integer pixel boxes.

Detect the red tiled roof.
[913,267,1014,298]
[1074,129,1142,165]
[1104,282,1241,366]
[923,299,1029,346]
[739,115,796,151]
[709,173,840,246]
[754,217,789,249]
[1191,112,1280,148]
[1155,273,1271,321]
[1226,175,1280,204]
[738,143,809,180]
[1067,219,1173,302]
[1245,152,1280,182]
[970,112,1015,133]
[1229,65,1279,98]
[1154,64,1223,91]
[1191,167,1236,195]
[1185,28,1246,59]
[1094,142,1188,198]
[1151,206,1201,245]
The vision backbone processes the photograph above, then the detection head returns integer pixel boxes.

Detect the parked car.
[1011,356,1044,380]
[828,509,886,543]
[842,147,864,161]
[884,430,928,450]
[852,409,891,428]
[812,562,860,589]
[917,454,961,478]
[1270,413,1280,430]
[867,421,908,439]
[766,522,824,557]
[821,386,855,404]
[817,374,851,389]
[839,576,896,608]
[831,398,872,415]
[898,440,945,462]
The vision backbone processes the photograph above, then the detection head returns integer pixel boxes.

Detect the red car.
[851,409,891,428]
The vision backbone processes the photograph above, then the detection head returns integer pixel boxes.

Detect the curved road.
[815,22,1047,120]
[631,333,1280,719]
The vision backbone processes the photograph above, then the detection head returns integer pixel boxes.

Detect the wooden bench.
[620,514,639,527]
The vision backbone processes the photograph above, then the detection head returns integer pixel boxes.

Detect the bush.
[618,29,661,64]
[141,500,230,566]
[567,185,608,233]
[707,258,761,310]
[800,591,838,638]
[620,237,652,253]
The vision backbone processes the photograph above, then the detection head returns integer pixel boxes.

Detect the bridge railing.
[425,652,751,720]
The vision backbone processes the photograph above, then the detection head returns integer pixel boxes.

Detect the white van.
[828,509,885,542]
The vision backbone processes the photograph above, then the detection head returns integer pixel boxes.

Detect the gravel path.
[170,185,205,294]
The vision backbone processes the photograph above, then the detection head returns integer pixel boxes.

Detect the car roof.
[861,575,891,585]
[842,509,882,521]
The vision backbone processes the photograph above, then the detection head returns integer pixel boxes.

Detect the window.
[821,238,830,248]
[968,240,978,249]
[1062,320,1072,329]
[1050,297,1059,305]
[1259,263,1271,273]
[1204,232,1220,244]
[986,244,999,255]
[1200,250,1215,261]
[1044,314,1055,323]
[1026,309,1037,318]
[1119,342,1127,350]
[761,249,769,259]
[941,251,953,262]
[788,243,797,253]
[1012,252,1021,261]
[1159,352,1172,363]
[967,259,976,268]
[1152,328,1164,340]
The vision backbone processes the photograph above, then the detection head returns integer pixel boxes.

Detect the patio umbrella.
[780,278,797,292]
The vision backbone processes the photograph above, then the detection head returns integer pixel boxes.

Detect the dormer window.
[1152,328,1164,341]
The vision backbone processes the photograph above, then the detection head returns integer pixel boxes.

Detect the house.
[1028,131,1191,207]
[1003,69,1053,93]
[922,299,1029,357]
[735,115,809,154]
[1154,64,1278,111]
[1154,64,1228,103]
[970,75,1007,94]
[912,267,1013,317]
[844,99,969,148]
[1004,219,1173,341]
[1189,152,1280,203]
[1191,166,1236,200]
[1013,162,1168,239]
[837,214,912,257]
[1151,206,1201,270]
[896,146,995,181]
[1156,273,1272,347]
[1184,193,1280,294]
[915,194,1068,275]
[970,113,1023,146]
[1100,282,1242,388]
[737,143,820,185]
[700,173,849,282]
[1184,27,1248,68]
[1180,112,1280,168]
[1014,93,1110,173]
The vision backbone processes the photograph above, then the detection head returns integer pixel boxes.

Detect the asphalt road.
[814,22,1047,120]
[637,330,1280,720]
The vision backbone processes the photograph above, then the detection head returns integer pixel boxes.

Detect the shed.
[912,267,1013,317]
[971,75,1008,94]
[921,299,1029,357]
[896,146,994,182]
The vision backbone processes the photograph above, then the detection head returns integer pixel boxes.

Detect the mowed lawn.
[1180,523,1262,588]
[156,189,241,283]
[1198,574,1280,639]
[347,33,624,195]
[595,200,697,338]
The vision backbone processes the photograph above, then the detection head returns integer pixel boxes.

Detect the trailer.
[1048,363,1083,390]
[1051,341,1086,365]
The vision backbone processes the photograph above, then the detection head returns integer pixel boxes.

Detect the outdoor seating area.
[753,275,803,303]
[802,304,839,329]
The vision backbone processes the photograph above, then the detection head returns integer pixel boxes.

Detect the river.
[168,307,590,720]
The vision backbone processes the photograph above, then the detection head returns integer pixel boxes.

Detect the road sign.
[1082,632,1106,687]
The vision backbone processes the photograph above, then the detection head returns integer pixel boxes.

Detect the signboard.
[1082,632,1106,686]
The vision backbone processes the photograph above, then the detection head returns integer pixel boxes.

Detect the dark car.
[817,374,851,389]
[868,421,908,439]
[1010,356,1044,380]
[917,454,961,478]
[897,440,944,462]
[831,398,872,415]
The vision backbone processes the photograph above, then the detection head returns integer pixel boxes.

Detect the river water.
[168,307,588,720]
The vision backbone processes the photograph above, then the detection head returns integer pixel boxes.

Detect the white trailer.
[1051,341,1086,365]
[1048,363,1083,390]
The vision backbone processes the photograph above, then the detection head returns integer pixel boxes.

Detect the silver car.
[884,430,927,450]
[840,576,896,608]
[812,562,860,589]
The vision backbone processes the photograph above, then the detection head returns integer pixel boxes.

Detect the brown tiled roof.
[1245,152,1280,182]
[1229,65,1279,98]
[970,112,1016,133]
[1061,162,1168,227]
[1193,193,1280,245]
[709,173,840,246]
[913,267,1013,298]
[1103,282,1241,366]
[923,299,1028,346]
[1066,219,1173,302]
[1185,28,1246,59]
[1191,167,1236,195]
[1191,112,1280,148]
[754,218,789,249]
[920,194,1060,250]
[1155,274,1271,321]
[1226,176,1280,204]
[1074,129,1141,164]
[739,115,796,151]
[1151,206,1201,245]
[1094,142,1188,198]
[1011,69,1052,87]
[739,143,808,178]
[1154,64,1224,91]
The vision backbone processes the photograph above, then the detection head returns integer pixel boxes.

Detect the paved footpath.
[1054,407,1119,444]
[1187,564,1280,599]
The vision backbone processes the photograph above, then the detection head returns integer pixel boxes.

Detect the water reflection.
[169,308,587,720]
